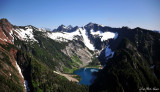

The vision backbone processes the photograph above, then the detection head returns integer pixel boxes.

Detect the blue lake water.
[73,68,99,86]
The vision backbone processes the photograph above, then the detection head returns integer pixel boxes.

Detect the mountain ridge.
[0,18,160,92]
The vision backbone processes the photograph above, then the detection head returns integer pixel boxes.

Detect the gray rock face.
[62,41,93,67]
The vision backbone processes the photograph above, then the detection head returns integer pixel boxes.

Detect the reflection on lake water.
[74,68,99,86]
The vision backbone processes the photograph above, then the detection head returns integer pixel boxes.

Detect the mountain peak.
[57,24,67,31]
[0,18,9,22]
[58,24,73,29]
[85,22,95,27]
[53,24,74,32]
[59,24,66,28]
[67,25,73,29]
[0,18,14,44]
[0,18,12,27]
[85,22,104,28]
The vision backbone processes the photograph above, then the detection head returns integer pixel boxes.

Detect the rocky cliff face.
[62,41,93,67]
[0,19,26,92]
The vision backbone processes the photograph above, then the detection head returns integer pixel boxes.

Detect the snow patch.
[24,80,30,92]
[90,29,118,41]
[90,29,102,35]
[114,32,118,40]
[15,61,23,78]
[4,39,7,41]
[15,61,29,91]
[0,38,3,41]
[105,45,114,60]
[79,28,95,50]
[101,32,115,41]
[90,69,99,72]
[47,29,80,42]
[38,28,47,32]
[15,61,26,88]
[0,38,4,41]
[0,30,12,43]
[98,24,104,27]
[9,30,14,43]
[14,27,38,42]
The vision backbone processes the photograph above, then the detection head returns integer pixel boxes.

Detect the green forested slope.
[90,28,160,92]
[14,29,89,92]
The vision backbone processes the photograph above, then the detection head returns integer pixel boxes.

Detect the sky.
[0,0,160,30]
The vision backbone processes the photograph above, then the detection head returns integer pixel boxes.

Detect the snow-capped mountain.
[0,18,117,67]
[46,23,119,64]
[1,18,160,92]
[1,20,117,58]
[52,25,73,32]
[0,20,117,52]
[14,26,38,42]
[47,23,119,64]
[47,26,118,51]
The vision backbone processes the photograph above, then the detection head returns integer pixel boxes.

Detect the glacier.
[47,28,118,51]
